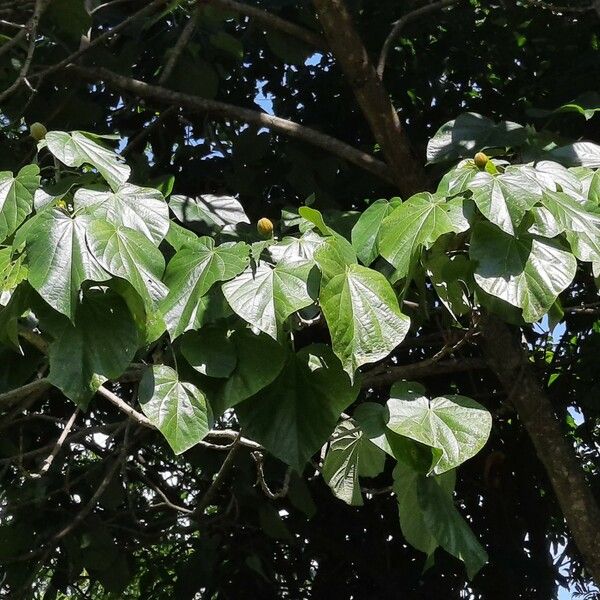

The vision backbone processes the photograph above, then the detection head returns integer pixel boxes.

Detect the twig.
[29,0,168,82]
[123,106,177,155]
[252,451,292,499]
[90,0,138,14]
[69,65,394,184]
[192,434,242,516]
[207,0,325,48]
[0,0,49,102]
[522,0,599,12]
[29,407,79,478]
[377,0,459,79]
[159,5,200,85]
[97,385,155,428]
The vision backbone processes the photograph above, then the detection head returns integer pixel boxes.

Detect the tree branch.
[0,0,50,102]
[361,357,487,388]
[158,5,201,85]
[377,0,459,79]
[68,64,394,183]
[312,0,428,196]
[0,378,51,406]
[480,315,600,585]
[207,0,325,48]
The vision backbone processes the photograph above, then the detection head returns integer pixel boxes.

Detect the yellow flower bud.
[474,152,489,169]
[257,217,274,238]
[29,122,47,141]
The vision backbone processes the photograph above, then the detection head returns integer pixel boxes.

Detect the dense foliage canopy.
[0,1,599,599]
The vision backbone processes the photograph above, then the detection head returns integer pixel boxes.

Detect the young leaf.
[237,344,359,471]
[319,263,410,379]
[46,131,130,191]
[74,184,169,244]
[386,382,492,474]
[322,420,385,506]
[222,260,316,339]
[470,222,577,322]
[139,365,210,455]
[0,165,40,244]
[160,238,249,339]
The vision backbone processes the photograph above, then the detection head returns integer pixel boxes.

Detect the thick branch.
[68,65,394,183]
[361,357,486,388]
[0,378,51,406]
[481,315,600,585]
[312,0,428,196]
[207,0,325,48]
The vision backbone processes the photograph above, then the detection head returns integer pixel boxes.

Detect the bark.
[312,0,428,196]
[481,315,600,584]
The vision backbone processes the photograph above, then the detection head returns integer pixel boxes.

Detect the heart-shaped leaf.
[386,382,492,475]
[139,365,210,455]
[470,222,577,322]
[160,237,249,339]
[222,260,316,339]
[237,344,359,471]
[46,131,130,191]
[75,184,169,244]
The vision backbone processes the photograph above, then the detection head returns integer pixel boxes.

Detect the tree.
[0,0,599,598]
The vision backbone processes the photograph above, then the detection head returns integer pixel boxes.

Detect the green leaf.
[470,222,577,322]
[45,131,130,191]
[319,263,410,379]
[209,328,286,416]
[468,170,541,235]
[541,190,600,276]
[180,325,237,378]
[87,220,167,309]
[74,184,169,244]
[0,248,27,294]
[350,199,393,266]
[427,112,526,163]
[548,141,600,168]
[169,194,249,230]
[386,381,492,474]
[165,221,199,251]
[139,365,209,455]
[269,230,323,265]
[417,469,488,579]
[322,420,385,506]
[45,290,138,406]
[379,193,468,278]
[26,209,108,319]
[0,165,39,243]
[237,344,359,471]
[425,253,473,318]
[313,235,357,284]
[222,260,316,339]
[393,462,488,578]
[160,238,249,339]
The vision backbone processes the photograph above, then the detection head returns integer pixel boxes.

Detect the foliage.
[0,1,599,599]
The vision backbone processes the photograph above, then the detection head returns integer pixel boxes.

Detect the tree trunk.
[312,0,428,196]
[481,315,600,585]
